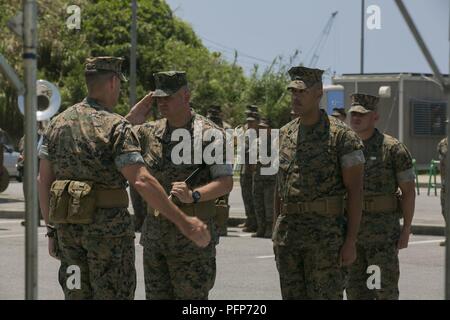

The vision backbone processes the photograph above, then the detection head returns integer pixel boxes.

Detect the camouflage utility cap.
[153,71,187,97]
[246,111,260,122]
[287,66,324,90]
[246,105,259,112]
[85,56,127,81]
[349,93,380,114]
[332,107,347,117]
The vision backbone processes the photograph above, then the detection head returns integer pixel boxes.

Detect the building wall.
[403,79,448,166]
[333,75,448,167]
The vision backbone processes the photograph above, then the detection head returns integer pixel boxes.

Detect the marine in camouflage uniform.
[136,71,233,300]
[273,66,365,300]
[236,106,260,232]
[346,93,416,300]
[331,108,347,123]
[207,106,232,236]
[38,58,210,300]
[252,118,276,238]
[39,58,139,299]
[207,105,232,130]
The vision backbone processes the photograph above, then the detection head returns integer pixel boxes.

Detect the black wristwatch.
[192,190,201,204]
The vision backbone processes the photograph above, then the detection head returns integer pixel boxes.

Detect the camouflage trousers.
[253,179,275,230]
[57,229,136,300]
[346,243,399,300]
[240,173,256,227]
[142,217,217,300]
[274,244,345,300]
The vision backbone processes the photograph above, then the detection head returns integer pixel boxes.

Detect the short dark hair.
[85,70,117,91]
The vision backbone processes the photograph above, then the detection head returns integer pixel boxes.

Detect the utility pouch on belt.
[49,180,71,224]
[67,181,96,224]
[179,200,217,222]
[215,200,229,227]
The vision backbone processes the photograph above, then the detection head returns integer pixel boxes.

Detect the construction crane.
[305,11,338,68]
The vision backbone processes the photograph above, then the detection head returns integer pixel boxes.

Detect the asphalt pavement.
[0,178,448,300]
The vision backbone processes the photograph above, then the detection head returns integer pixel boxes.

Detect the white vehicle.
[3,145,19,177]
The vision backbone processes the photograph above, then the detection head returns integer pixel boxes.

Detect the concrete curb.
[410,224,445,237]
[0,210,24,219]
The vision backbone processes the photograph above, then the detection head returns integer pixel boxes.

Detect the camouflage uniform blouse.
[274,110,365,248]
[358,129,414,244]
[39,97,144,237]
[135,113,233,247]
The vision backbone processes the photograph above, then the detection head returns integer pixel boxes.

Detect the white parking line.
[256,255,275,259]
[0,232,46,239]
[409,239,444,245]
[0,220,24,225]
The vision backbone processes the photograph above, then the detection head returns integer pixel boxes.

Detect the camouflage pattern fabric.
[287,66,324,90]
[253,135,277,235]
[237,123,257,229]
[346,129,414,300]
[253,179,275,235]
[273,110,364,300]
[346,243,399,300]
[206,112,231,235]
[153,71,188,97]
[136,113,227,299]
[348,93,380,114]
[438,137,447,223]
[85,56,127,81]
[39,97,143,299]
[274,245,346,300]
[142,217,217,299]
[57,226,136,299]
[240,173,256,229]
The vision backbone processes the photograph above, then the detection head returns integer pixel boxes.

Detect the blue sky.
[165,0,449,78]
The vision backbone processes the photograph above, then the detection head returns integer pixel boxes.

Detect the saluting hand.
[126,92,154,125]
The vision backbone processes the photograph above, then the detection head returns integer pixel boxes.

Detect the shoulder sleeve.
[337,128,365,168]
[392,141,414,183]
[38,122,54,161]
[438,139,447,161]
[111,119,144,170]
